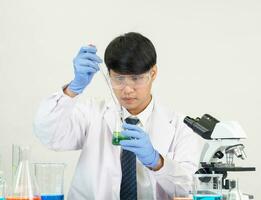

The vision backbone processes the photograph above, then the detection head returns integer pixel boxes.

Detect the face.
[109,65,157,115]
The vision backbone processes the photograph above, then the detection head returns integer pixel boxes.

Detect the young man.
[34,32,204,200]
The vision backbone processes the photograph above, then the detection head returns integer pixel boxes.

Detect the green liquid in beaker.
[112,131,129,145]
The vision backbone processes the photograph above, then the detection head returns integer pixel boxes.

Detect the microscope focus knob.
[214,151,224,159]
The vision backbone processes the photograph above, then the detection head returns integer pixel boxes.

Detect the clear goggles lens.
[110,71,151,89]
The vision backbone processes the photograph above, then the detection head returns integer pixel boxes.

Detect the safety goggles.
[109,71,152,90]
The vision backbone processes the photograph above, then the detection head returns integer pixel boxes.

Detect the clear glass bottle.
[6,146,41,200]
[227,179,242,200]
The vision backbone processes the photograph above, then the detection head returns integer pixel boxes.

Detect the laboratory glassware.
[34,163,65,200]
[6,146,41,200]
[193,174,222,200]
[112,112,128,145]
[227,179,242,200]
[12,145,21,184]
[98,64,127,145]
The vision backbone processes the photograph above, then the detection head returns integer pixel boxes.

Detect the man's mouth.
[122,97,136,103]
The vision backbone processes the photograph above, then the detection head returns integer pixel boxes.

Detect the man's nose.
[122,84,135,94]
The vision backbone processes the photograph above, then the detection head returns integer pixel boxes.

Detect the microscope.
[184,114,256,200]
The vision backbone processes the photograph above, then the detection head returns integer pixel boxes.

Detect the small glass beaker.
[193,174,222,200]
[34,163,65,200]
[112,131,129,145]
[227,179,242,200]
[112,112,129,145]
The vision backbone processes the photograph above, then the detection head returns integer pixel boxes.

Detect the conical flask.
[6,146,41,200]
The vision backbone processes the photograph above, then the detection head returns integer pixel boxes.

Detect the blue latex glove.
[68,46,102,94]
[120,122,160,168]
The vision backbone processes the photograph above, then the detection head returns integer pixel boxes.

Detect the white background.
[0,0,260,198]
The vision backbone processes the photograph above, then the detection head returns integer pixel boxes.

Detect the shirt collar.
[122,96,154,127]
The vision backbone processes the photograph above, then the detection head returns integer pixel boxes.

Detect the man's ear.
[151,65,157,81]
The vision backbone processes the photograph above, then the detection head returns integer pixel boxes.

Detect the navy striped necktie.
[120,117,139,200]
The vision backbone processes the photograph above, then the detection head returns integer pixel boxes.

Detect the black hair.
[104,32,157,75]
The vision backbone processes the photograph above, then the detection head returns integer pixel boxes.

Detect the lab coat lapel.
[149,101,174,156]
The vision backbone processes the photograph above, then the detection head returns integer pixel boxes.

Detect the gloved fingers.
[122,122,145,133]
[79,46,97,54]
[75,66,98,74]
[75,59,100,70]
[120,145,142,154]
[121,129,144,139]
[120,137,145,148]
[79,53,102,63]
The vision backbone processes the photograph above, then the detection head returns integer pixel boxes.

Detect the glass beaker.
[193,174,222,200]
[112,131,129,145]
[6,146,41,200]
[227,179,242,200]
[34,163,65,200]
[112,111,128,145]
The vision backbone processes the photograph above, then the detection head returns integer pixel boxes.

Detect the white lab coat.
[33,89,204,200]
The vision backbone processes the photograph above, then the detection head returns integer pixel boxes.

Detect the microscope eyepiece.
[184,114,219,140]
